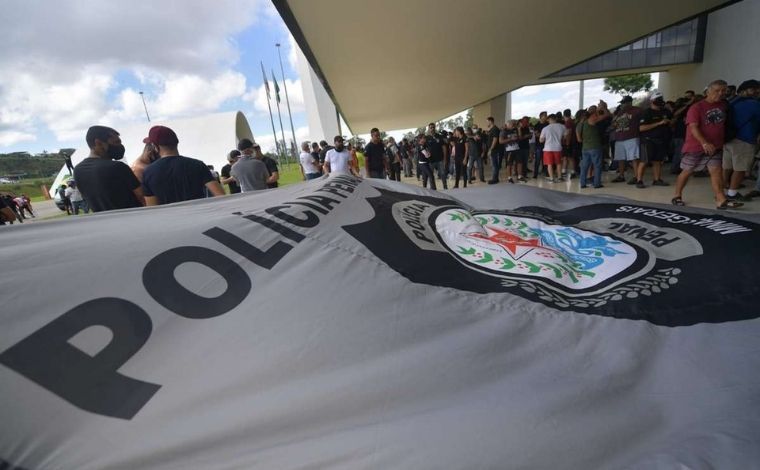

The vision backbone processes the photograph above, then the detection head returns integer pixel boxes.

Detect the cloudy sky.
[0,1,656,154]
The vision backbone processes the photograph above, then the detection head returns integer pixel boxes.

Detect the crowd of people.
[296,78,759,211]
[0,193,34,225]
[32,124,284,216]
[3,78,758,225]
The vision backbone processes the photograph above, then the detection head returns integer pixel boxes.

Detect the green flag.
[272,70,281,103]
[260,62,270,100]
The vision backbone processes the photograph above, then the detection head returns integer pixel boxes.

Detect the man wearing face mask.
[74,125,145,212]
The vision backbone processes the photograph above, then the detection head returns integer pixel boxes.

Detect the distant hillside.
[0,152,67,178]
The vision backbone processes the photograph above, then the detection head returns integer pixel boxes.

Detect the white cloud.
[154,72,247,117]
[288,34,299,70]
[244,78,305,115]
[0,69,115,144]
[0,131,36,147]
[0,0,269,150]
[0,0,265,75]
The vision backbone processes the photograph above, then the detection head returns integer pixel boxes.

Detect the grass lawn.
[0,177,56,201]
[278,162,306,186]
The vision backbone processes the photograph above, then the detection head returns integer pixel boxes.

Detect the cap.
[619,95,633,103]
[737,79,760,93]
[651,90,665,104]
[143,126,178,146]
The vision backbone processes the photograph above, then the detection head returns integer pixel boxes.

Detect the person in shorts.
[539,113,567,182]
[723,79,760,201]
[610,96,641,184]
[672,79,742,210]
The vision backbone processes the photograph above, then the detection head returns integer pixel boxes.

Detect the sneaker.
[487,180,499,185]
[636,180,646,189]
[544,177,555,183]
[652,179,670,186]
[627,177,638,185]
[508,177,515,184]
[480,179,486,183]
[580,185,587,189]
[726,192,752,202]
[611,175,626,183]
[593,184,605,188]
[517,176,527,183]
[745,190,760,198]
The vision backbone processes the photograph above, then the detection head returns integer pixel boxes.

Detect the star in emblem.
[465,226,541,259]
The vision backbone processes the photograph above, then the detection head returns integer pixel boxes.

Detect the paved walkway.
[396,166,760,214]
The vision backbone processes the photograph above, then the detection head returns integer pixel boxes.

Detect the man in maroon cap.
[141,125,225,206]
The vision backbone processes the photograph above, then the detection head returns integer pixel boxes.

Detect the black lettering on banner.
[242,214,305,243]
[266,205,319,228]
[204,227,294,270]
[143,246,251,319]
[0,298,160,420]
[288,200,329,215]
[299,195,341,211]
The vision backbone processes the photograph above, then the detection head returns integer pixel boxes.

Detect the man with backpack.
[723,79,760,200]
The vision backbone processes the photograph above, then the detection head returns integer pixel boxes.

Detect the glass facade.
[547,15,706,78]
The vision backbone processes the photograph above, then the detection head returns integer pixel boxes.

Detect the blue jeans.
[467,155,484,181]
[580,149,603,187]
[533,147,543,177]
[671,138,684,172]
[430,161,448,189]
[419,163,436,190]
[489,152,502,181]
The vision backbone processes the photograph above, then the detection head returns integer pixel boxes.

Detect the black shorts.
[640,138,667,163]
[504,151,518,165]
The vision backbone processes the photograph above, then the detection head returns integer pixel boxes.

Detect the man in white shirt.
[539,113,569,182]
[299,141,321,180]
[64,180,89,215]
[323,136,359,176]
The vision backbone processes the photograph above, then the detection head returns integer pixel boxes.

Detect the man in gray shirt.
[230,138,270,192]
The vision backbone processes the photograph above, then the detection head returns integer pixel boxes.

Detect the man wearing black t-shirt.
[220,150,242,194]
[638,92,672,187]
[364,128,389,179]
[318,140,333,169]
[486,117,502,184]
[141,125,225,205]
[252,144,280,188]
[426,123,449,190]
[74,125,144,212]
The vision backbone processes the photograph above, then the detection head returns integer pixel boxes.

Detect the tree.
[603,73,654,96]
[349,135,366,149]
[463,110,473,129]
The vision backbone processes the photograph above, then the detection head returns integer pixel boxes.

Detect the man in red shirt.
[672,79,742,210]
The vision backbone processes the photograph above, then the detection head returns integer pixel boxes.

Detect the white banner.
[2,177,759,469]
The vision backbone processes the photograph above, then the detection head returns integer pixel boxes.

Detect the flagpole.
[272,69,288,164]
[276,43,298,161]
[261,62,281,156]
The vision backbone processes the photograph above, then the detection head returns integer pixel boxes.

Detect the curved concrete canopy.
[276,0,731,132]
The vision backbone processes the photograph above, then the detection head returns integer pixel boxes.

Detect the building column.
[472,93,509,128]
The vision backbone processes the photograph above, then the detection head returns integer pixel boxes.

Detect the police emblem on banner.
[344,188,758,326]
